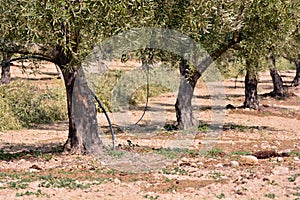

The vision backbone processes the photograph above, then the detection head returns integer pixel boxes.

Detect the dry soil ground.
[0,62,299,200]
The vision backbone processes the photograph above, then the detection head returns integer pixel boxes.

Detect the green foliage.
[130,84,171,106]
[197,122,210,132]
[200,148,223,158]
[0,150,27,161]
[7,181,29,189]
[39,175,90,189]
[143,194,160,200]
[161,166,189,176]
[93,69,172,111]
[223,124,249,132]
[0,81,67,130]
[209,171,223,180]
[288,174,300,182]
[153,147,197,159]
[216,193,225,199]
[93,70,124,111]
[1,0,298,65]
[16,189,47,198]
[230,151,251,156]
[264,193,276,199]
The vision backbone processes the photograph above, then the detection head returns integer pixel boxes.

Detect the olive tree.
[161,0,299,126]
[1,0,298,153]
[0,0,135,154]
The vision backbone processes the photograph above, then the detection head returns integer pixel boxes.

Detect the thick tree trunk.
[62,67,103,154]
[1,53,12,84]
[175,59,200,130]
[267,53,284,97]
[293,57,300,87]
[243,63,259,110]
[62,69,80,153]
[270,68,284,96]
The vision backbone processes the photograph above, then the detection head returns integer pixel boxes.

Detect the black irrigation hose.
[91,90,115,150]
[135,64,150,125]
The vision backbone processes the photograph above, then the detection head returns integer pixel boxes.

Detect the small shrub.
[200,148,223,158]
[264,193,276,199]
[198,122,210,132]
[0,81,67,130]
[153,147,197,159]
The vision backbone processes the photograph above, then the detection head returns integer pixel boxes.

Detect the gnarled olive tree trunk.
[293,57,300,87]
[175,59,200,130]
[62,67,103,154]
[243,61,259,110]
[266,53,284,97]
[1,53,13,84]
[174,31,241,130]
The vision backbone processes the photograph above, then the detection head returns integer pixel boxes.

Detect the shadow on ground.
[0,142,64,161]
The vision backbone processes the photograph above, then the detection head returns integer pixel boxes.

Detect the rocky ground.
[0,63,299,199]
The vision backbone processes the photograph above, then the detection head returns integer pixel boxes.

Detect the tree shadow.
[30,121,69,131]
[0,142,64,161]
[222,123,274,132]
[11,77,58,81]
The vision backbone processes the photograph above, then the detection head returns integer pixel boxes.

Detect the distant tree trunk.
[270,67,284,96]
[266,53,284,97]
[293,57,300,87]
[1,53,12,84]
[175,58,200,130]
[243,61,259,110]
[62,67,103,154]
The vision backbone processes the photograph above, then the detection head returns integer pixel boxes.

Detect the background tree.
[266,52,285,97]
[227,0,298,109]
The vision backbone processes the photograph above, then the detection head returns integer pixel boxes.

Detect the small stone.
[29,168,38,173]
[114,178,121,185]
[178,160,184,166]
[230,161,239,167]
[197,162,204,166]
[215,163,223,168]
[272,166,289,175]
[240,155,259,165]
[277,157,283,162]
[181,157,189,163]
[294,157,300,161]
[190,163,197,168]
[260,143,271,149]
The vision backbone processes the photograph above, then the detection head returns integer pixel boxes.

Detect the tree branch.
[2,55,56,67]
[0,41,59,64]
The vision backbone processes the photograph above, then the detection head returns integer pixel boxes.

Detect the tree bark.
[62,67,103,154]
[267,53,284,97]
[243,62,259,110]
[175,59,200,130]
[62,69,81,153]
[293,57,300,87]
[1,53,12,84]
